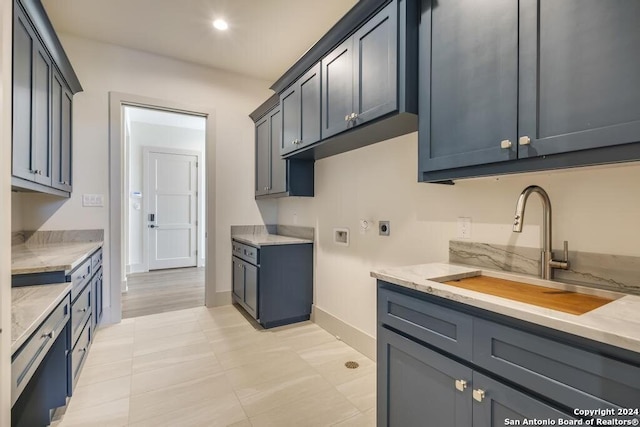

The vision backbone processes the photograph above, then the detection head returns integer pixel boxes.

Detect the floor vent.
[345,361,359,369]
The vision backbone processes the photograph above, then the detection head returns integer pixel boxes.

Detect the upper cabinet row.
[253,0,418,167]
[419,0,640,182]
[12,0,82,197]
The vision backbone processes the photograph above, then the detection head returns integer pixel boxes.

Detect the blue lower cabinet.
[377,282,640,426]
[232,240,313,328]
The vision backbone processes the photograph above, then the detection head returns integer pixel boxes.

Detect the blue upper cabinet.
[518,0,640,158]
[419,0,640,182]
[419,0,518,172]
[322,0,398,139]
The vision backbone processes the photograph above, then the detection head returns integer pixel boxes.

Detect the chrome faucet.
[512,185,569,280]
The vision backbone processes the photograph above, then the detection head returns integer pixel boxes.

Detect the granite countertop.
[232,234,313,247]
[11,283,72,354]
[371,262,640,354]
[11,241,103,275]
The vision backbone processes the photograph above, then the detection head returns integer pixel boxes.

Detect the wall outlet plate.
[379,221,390,236]
[334,227,349,246]
[83,194,104,207]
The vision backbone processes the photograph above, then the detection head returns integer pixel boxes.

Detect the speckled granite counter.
[232,234,313,247]
[11,283,72,353]
[371,262,640,354]
[11,242,103,275]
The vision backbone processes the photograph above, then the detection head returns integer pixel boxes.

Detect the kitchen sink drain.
[345,361,359,369]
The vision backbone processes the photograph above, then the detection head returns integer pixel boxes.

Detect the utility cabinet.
[251,98,314,199]
[232,239,313,328]
[418,0,640,182]
[377,282,640,426]
[12,0,82,197]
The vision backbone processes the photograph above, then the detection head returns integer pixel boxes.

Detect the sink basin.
[441,274,617,315]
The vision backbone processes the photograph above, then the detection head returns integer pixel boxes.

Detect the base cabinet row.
[377,282,640,426]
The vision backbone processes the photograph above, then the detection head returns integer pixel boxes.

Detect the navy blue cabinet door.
[321,37,353,139]
[518,0,640,158]
[255,115,270,196]
[269,107,286,195]
[472,373,577,427]
[232,257,245,301]
[419,0,518,172]
[280,85,299,156]
[353,0,397,126]
[13,6,35,182]
[378,327,472,427]
[51,71,72,192]
[32,42,52,187]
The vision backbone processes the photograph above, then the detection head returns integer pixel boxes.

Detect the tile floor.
[56,305,376,427]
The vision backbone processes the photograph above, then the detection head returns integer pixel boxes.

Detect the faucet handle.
[562,240,569,262]
[550,241,570,271]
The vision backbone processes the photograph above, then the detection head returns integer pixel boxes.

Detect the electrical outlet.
[457,217,471,239]
[379,221,390,236]
[334,228,349,246]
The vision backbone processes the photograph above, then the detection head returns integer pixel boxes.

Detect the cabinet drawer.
[67,258,91,301]
[378,286,473,360]
[232,240,259,265]
[70,319,91,391]
[473,318,640,412]
[71,282,91,346]
[91,248,103,272]
[11,294,70,406]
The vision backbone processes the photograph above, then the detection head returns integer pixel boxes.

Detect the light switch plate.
[83,194,104,207]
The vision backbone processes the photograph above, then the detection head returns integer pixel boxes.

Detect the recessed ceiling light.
[213,19,229,31]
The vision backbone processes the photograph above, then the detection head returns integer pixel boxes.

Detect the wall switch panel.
[83,194,104,207]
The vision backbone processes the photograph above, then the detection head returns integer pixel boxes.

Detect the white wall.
[127,120,206,273]
[278,133,640,339]
[0,0,12,423]
[15,34,277,315]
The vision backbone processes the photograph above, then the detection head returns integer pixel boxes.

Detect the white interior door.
[147,151,197,270]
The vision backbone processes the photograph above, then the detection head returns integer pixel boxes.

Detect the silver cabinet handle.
[351,113,358,121]
[500,140,512,149]
[79,347,87,353]
[291,140,297,145]
[344,114,351,122]
[42,330,55,340]
[455,379,468,392]
[519,136,531,145]
[473,389,485,402]
[78,308,87,313]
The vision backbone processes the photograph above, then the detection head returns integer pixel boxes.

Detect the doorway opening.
[122,106,206,319]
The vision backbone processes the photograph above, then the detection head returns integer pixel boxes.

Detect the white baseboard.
[312,306,376,361]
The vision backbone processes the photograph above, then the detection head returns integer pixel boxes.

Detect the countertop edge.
[11,241,103,276]
[11,283,72,354]
[371,263,640,355]
[232,235,313,247]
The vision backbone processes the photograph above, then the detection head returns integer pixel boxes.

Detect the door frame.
[108,92,217,325]
[142,146,203,272]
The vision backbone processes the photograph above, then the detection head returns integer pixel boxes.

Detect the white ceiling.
[41,0,358,83]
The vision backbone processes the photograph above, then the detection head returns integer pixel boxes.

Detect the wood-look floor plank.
[122,267,205,319]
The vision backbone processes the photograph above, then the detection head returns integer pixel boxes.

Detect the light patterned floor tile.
[132,341,216,374]
[57,397,129,427]
[249,387,360,427]
[94,320,135,342]
[133,319,202,341]
[131,355,222,395]
[132,330,208,357]
[223,350,314,389]
[67,376,131,411]
[272,322,337,352]
[84,337,134,367]
[332,408,376,427]
[133,309,198,331]
[236,370,334,417]
[335,372,376,412]
[128,372,235,424]
[76,359,132,388]
[299,340,376,387]
[215,342,294,370]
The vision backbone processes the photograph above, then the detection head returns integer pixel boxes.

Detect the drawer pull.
[473,389,485,402]
[42,330,55,340]
[78,308,88,313]
[455,379,468,392]
[79,347,87,353]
